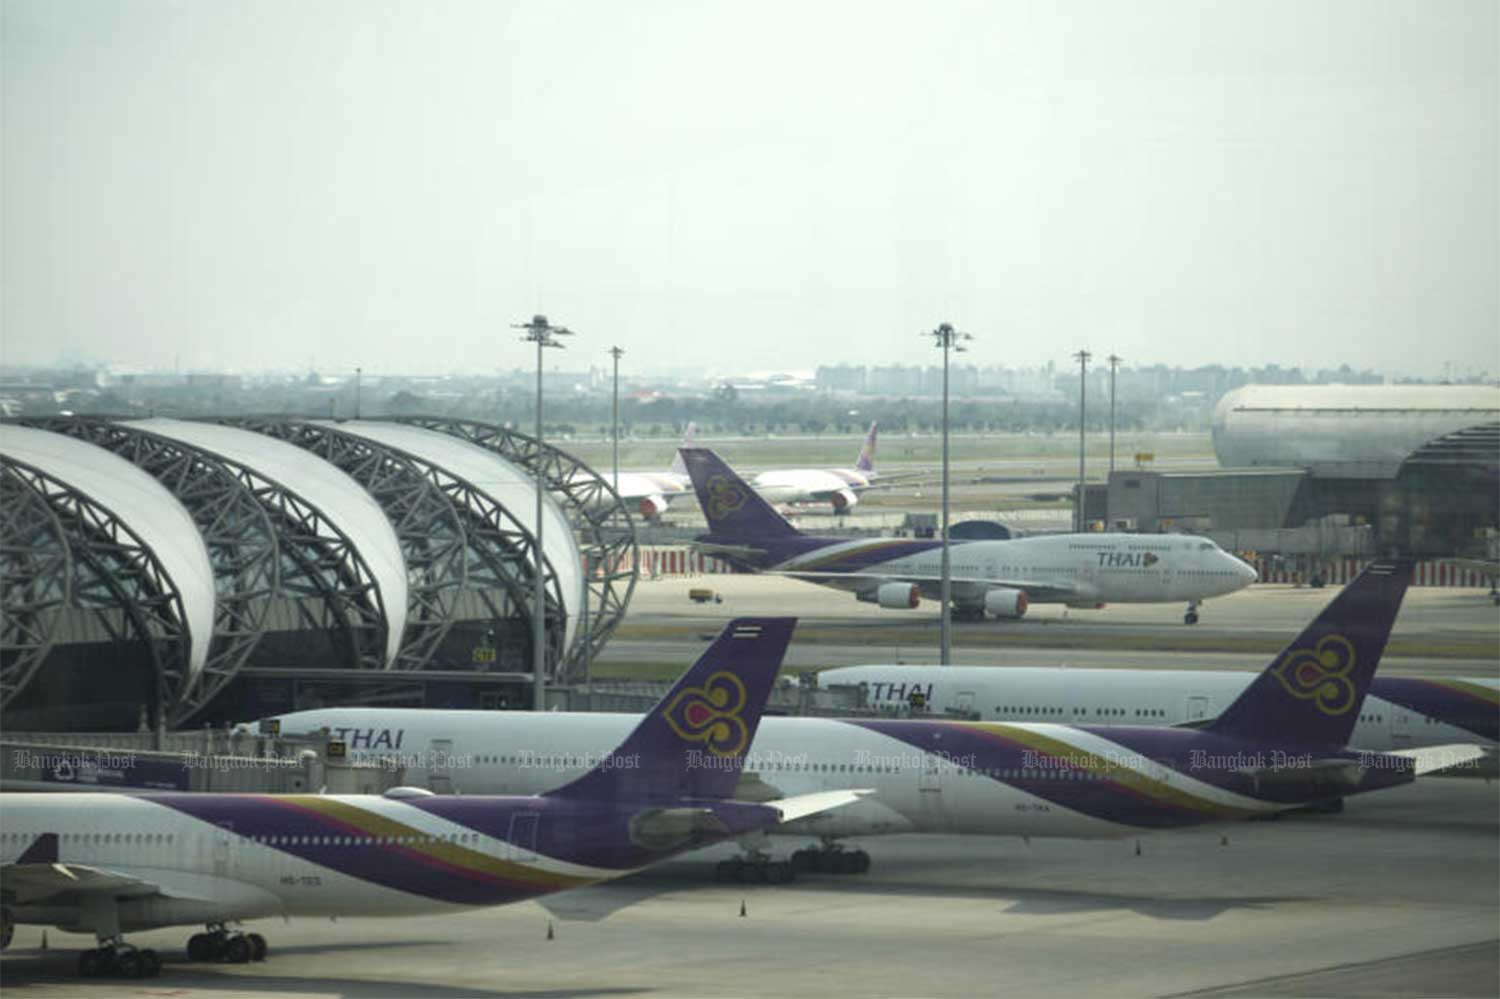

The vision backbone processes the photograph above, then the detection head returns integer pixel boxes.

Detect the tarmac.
[601,575,1500,676]
[2,575,1495,998]
[1,780,1495,998]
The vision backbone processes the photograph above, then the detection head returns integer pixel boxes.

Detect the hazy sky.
[3,1,1496,378]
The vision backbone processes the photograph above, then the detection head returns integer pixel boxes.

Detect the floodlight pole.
[1107,355,1120,475]
[1107,354,1120,528]
[609,346,624,492]
[515,314,574,711]
[925,322,972,666]
[1074,349,1091,532]
[354,367,362,420]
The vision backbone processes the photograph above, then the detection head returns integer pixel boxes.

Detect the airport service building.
[1102,384,1500,558]
[0,417,636,731]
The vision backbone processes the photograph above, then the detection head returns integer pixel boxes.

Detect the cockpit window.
[1198,542,1215,550]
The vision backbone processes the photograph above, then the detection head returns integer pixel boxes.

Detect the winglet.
[1207,560,1414,749]
[546,618,796,802]
[17,833,58,865]
[680,447,801,539]
[855,420,878,474]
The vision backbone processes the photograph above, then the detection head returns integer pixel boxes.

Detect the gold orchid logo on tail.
[1271,634,1357,715]
[705,475,748,520]
[663,671,750,756]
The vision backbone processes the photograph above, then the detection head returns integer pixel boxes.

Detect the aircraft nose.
[1232,554,1259,584]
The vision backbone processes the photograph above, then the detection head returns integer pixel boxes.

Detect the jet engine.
[858,582,921,609]
[638,495,668,520]
[828,488,859,512]
[983,587,1029,619]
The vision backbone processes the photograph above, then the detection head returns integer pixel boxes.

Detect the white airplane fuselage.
[818,666,1499,753]
[263,710,1151,841]
[752,468,869,508]
[262,706,1437,847]
[0,792,516,930]
[769,532,1256,608]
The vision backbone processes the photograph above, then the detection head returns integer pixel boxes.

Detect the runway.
[597,575,1500,679]
[3,779,1495,998]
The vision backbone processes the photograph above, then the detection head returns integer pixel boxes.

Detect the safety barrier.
[1248,557,1493,588]
[595,546,737,579]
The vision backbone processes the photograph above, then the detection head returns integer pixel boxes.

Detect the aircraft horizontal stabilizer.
[768,789,871,824]
[1388,743,1488,776]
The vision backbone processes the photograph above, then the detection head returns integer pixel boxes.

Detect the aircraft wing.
[1,861,191,905]
[689,541,768,561]
[2,833,213,905]
[771,570,1085,602]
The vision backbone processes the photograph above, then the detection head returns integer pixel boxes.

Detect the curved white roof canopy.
[128,419,409,667]
[0,424,217,682]
[327,421,583,653]
[1213,384,1500,477]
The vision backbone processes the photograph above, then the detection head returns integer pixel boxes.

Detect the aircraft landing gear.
[790,841,871,875]
[186,924,267,964]
[1184,601,1200,625]
[715,856,795,884]
[78,939,162,978]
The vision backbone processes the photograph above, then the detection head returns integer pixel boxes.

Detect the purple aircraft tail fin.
[1207,559,1414,749]
[546,618,796,802]
[855,420,878,474]
[679,447,800,539]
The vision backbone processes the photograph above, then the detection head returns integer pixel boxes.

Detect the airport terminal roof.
[319,420,583,652]
[1212,384,1500,477]
[129,418,410,666]
[0,423,217,681]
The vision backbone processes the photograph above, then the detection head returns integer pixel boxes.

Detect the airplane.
[579,423,695,521]
[0,618,864,978]
[265,561,1483,882]
[817,665,1498,767]
[747,420,884,513]
[679,446,1257,623]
